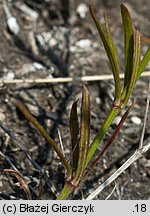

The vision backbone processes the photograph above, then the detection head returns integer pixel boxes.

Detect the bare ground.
[0,0,150,199]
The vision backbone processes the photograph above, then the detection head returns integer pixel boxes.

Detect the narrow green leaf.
[121,4,134,90]
[90,6,121,104]
[103,12,119,65]
[104,12,121,103]
[16,101,72,179]
[72,84,90,185]
[70,100,79,172]
[137,47,150,79]
[123,31,141,105]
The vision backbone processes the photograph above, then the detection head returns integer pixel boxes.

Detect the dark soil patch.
[0,0,149,200]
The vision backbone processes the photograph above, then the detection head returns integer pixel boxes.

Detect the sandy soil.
[0,0,150,199]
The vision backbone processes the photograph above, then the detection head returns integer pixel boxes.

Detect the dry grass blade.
[0,72,149,84]
[139,82,150,148]
[86,142,150,200]
[1,169,32,200]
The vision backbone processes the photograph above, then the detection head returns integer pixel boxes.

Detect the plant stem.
[85,106,119,167]
[57,106,120,200]
[56,182,74,200]
[82,101,135,182]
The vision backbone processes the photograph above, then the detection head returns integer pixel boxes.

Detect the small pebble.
[113,116,122,125]
[76,39,92,49]
[96,97,101,105]
[49,38,57,47]
[3,1,20,35]
[1,71,14,80]
[33,62,45,70]
[15,2,38,21]
[7,16,20,35]
[131,116,141,125]
[0,113,6,122]
[26,103,40,117]
[76,3,88,18]
[28,31,39,55]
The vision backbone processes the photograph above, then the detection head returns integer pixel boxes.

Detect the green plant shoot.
[17,4,150,200]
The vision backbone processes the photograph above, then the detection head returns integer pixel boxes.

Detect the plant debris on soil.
[0,0,150,200]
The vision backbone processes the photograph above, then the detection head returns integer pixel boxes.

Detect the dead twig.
[86,141,150,200]
[0,71,150,84]
[1,169,32,200]
[139,82,150,148]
